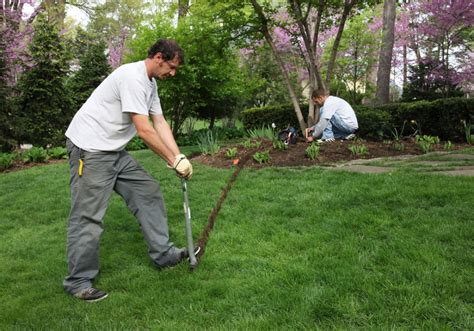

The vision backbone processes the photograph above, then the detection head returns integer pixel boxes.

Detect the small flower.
[271,123,276,129]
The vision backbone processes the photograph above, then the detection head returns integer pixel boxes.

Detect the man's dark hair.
[311,88,329,99]
[147,39,185,64]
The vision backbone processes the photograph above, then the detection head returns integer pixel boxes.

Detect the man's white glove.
[172,154,193,179]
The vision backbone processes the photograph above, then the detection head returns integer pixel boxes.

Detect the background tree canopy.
[0,0,472,150]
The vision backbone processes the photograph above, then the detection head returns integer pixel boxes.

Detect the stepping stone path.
[330,152,474,176]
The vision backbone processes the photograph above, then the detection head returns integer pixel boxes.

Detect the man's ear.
[154,52,163,61]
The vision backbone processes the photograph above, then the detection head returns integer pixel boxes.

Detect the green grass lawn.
[0,149,473,330]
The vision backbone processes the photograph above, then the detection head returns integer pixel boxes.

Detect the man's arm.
[130,113,179,165]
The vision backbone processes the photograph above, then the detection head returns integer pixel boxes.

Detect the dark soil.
[192,138,469,169]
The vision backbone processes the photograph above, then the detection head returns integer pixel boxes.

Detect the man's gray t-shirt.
[66,61,162,152]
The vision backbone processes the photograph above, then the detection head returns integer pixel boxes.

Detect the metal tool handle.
[181,178,198,269]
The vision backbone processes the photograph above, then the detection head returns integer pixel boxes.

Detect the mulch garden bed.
[192,138,470,169]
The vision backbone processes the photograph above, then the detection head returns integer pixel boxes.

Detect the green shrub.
[48,146,68,159]
[0,153,15,171]
[197,130,220,155]
[253,150,270,164]
[225,147,238,159]
[353,105,392,140]
[126,136,147,151]
[305,143,320,160]
[348,144,369,156]
[240,104,308,131]
[241,98,473,142]
[23,147,49,163]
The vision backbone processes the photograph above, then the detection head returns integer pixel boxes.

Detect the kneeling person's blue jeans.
[322,112,356,140]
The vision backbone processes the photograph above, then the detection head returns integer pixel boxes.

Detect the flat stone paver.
[433,166,474,176]
[437,153,474,161]
[329,151,474,176]
[334,165,393,174]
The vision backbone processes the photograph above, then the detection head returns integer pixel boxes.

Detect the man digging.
[63,39,198,302]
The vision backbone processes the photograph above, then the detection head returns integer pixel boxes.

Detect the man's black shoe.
[73,288,108,302]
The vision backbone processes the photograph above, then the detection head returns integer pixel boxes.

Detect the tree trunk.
[178,0,189,20]
[251,0,306,131]
[375,0,396,105]
[325,0,357,86]
[43,0,66,29]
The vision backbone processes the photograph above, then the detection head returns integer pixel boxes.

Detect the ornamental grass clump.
[198,130,220,155]
[348,144,369,156]
[305,143,320,160]
[247,125,275,140]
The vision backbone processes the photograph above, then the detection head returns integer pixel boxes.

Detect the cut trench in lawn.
[194,155,251,262]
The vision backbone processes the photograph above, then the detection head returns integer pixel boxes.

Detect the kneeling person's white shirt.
[66,61,162,152]
[320,96,358,130]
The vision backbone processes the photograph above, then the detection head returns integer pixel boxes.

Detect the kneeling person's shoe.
[74,288,108,302]
[344,133,356,140]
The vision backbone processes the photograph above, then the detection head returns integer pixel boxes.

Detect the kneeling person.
[306,89,358,142]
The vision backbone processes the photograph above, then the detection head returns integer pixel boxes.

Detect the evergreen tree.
[14,14,72,147]
[67,35,111,111]
[402,62,463,102]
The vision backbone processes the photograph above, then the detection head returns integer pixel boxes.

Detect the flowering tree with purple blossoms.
[0,0,41,87]
[399,0,473,99]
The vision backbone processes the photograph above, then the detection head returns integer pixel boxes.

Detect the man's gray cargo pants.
[63,139,184,294]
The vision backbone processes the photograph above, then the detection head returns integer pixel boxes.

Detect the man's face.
[312,96,326,106]
[153,54,180,79]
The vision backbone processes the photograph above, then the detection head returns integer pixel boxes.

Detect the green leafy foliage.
[415,135,440,154]
[14,14,72,147]
[305,143,320,160]
[126,136,147,151]
[225,147,238,159]
[22,147,49,163]
[0,153,15,171]
[252,150,270,164]
[126,5,247,134]
[47,147,68,160]
[242,139,261,149]
[272,139,287,151]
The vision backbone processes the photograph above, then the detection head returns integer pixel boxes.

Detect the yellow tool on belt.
[78,159,84,176]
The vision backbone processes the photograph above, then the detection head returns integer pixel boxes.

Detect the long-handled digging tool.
[181,178,198,270]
